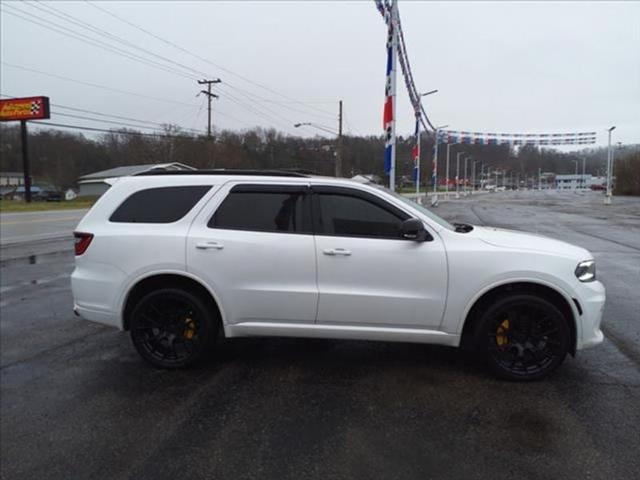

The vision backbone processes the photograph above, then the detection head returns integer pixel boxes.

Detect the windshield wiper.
[453,222,474,233]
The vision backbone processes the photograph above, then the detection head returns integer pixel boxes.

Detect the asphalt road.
[1,191,639,480]
[0,209,88,246]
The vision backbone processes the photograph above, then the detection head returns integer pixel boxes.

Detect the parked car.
[71,170,605,380]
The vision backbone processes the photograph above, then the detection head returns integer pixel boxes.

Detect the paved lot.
[1,191,639,480]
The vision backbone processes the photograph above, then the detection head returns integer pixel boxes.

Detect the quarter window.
[315,192,406,238]
[209,186,311,234]
[110,186,211,223]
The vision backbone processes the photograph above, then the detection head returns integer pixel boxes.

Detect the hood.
[472,225,590,260]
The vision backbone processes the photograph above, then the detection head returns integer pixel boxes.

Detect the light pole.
[463,156,469,196]
[471,160,477,194]
[605,126,616,205]
[415,90,438,196]
[431,123,449,206]
[294,116,341,176]
[455,151,465,199]
[445,144,451,199]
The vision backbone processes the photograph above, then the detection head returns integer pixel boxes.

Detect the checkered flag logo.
[30,100,41,115]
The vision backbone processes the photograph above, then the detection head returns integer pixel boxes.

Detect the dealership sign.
[0,96,50,122]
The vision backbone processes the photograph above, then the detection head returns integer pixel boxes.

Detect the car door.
[312,185,447,329]
[187,182,318,325]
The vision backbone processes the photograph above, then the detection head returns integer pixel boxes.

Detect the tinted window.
[316,193,405,238]
[209,188,310,233]
[110,186,211,223]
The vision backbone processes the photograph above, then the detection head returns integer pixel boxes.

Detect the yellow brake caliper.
[496,319,510,347]
[183,317,197,340]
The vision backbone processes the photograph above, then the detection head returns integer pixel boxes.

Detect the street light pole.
[445,144,451,199]
[464,156,468,196]
[455,151,464,199]
[417,89,438,197]
[605,126,616,205]
[431,124,448,206]
[472,160,477,194]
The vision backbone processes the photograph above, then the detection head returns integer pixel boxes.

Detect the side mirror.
[401,218,429,242]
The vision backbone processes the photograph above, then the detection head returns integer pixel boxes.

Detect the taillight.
[74,232,94,255]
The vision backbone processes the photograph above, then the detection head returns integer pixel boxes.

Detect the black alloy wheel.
[130,288,217,368]
[479,294,570,381]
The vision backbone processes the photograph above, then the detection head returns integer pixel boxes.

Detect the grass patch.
[0,197,98,213]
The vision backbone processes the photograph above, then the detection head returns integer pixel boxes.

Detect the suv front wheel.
[129,288,218,368]
[478,294,570,381]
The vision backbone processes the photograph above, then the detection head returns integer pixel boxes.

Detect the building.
[0,172,24,187]
[555,174,592,190]
[77,162,195,197]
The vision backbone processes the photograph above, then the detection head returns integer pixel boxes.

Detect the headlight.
[575,260,596,282]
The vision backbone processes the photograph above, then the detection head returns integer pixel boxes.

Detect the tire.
[477,294,570,381]
[129,287,219,368]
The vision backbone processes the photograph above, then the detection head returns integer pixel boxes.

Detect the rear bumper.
[576,280,606,350]
[73,303,120,329]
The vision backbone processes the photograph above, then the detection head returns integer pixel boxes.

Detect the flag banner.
[382,1,395,175]
[436,130,597,145]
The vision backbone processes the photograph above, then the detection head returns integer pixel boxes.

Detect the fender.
[455,275,582,342]
[116,268,228,330]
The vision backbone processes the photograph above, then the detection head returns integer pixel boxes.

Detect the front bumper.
[576,280,606,350]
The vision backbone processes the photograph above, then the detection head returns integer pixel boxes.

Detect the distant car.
[44,191,63,202]
[496,186,507,192]
[71,170,605,380]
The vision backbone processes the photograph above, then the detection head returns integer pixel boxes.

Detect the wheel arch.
[459,281,578,355]
[121,272,225,331]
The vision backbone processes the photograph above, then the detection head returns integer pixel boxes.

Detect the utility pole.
[198,79,221,138]
[336,100,343,177]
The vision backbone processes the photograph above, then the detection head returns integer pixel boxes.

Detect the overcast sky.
[1,1,639,149]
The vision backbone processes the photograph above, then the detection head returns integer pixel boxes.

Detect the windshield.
[370,184,455,231]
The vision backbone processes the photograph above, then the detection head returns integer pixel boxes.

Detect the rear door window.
[208,185,311,234]
[110,186,211,223]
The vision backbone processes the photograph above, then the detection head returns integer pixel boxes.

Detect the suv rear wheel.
[478,294,570,381]
[129,288,218,368]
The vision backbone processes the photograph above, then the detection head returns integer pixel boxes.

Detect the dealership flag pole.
[382,0,398,191]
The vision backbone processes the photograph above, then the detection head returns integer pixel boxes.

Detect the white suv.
[71,170,605,380]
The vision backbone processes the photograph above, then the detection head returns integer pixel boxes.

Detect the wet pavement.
[1,190,639,480]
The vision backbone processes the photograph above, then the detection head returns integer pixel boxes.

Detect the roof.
[0,172,24,177]
[78,162,195,182]
[136,169,309,178]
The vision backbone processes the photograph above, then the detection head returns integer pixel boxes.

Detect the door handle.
[323,248,351,256]
[196,241,224,250]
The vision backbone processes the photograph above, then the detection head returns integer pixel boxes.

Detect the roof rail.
[135,169,310,178]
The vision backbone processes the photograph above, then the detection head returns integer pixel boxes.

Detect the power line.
[5,2,338,133]
[1,62,201,107]
[51,104,202,132]
[50,111,197,132]
[84,0,338,118]
[27,0,213,79]
[3,3,198,81]
[30,121,204,139]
